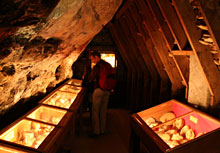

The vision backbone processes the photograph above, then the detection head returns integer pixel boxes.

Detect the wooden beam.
[173,0,220,106]
[156,0,188,50]
[135,0,185,98]
[171,50,194,56]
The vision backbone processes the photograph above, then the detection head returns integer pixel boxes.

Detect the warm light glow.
[101,53,116,67]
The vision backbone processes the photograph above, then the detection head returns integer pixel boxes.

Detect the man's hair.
[90,51,101,58]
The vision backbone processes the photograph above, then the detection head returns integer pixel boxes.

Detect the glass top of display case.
[66,79,82,86]
[42,91,77,109]
[26,105,67,125]
[59,84,82,94]
[0,119,55,149]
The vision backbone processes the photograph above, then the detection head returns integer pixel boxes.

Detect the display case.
[131,99,220,153]
[41,91,77,110]
[26,105,67,125]
[59,84,82,94]
[0,119,55,150]
[65,79,82,86]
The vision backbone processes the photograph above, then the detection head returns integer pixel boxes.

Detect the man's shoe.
[88,133,99,138]
[100,133,104,136]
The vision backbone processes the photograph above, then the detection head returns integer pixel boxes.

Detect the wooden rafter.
[171,51,194,56]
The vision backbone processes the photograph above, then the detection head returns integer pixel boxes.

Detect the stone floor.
[57,108,131,153]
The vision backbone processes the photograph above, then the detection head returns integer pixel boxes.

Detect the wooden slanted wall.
[108,0,220,113]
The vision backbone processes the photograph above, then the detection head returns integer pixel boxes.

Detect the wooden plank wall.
[109,0,185,112]
[109,0,220,113]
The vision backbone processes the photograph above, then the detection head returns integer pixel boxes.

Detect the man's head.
[90,51,101,64]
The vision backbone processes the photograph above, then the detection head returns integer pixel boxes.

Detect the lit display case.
[0,79,86,153]
[65,79,82,86]
[131,99,220,153]
[26,105,67,125]
[42,91,77,110]
[0,119,55,149]
[59,84,82,94]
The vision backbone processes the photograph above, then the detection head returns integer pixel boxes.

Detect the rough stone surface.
[0,0,122,113]
[188,55,211,108]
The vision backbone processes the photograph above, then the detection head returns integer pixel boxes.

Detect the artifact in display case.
[131,99,220,153]
[59,84,82,94]
[0,119,54,149]
[26,105,67,125]
[42,91,77,109]
[66,79,82,86]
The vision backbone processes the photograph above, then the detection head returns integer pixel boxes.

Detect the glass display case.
[42,91,77,110]
[131,99,220,153]
[26,105,67,125]
[0,119,55,149]
[59,84,82,94]
[66,79,82,86]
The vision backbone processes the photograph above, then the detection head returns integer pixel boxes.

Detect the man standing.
[88,51,112,137]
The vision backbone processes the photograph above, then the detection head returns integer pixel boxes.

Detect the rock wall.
[188,55,211,108]
[0,0,122,113]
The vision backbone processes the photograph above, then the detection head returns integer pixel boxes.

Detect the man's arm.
[88,64,100,82]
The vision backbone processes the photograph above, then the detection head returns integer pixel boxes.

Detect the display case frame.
[131,99,220,153]
[58,84,82,94]
[0,142,37,153]
[65,79,82,87]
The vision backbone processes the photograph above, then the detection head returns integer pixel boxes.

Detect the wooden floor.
[57,108,131,153]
